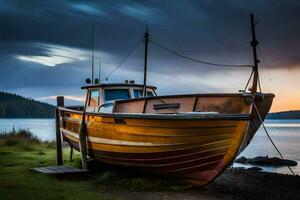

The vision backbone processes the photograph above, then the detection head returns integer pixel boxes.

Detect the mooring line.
[252,102,296,175]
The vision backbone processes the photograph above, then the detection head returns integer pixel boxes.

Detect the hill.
[0,91,55,118]
[267,110,300,119]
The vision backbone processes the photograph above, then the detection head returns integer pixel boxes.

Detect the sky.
[0,0,300,112]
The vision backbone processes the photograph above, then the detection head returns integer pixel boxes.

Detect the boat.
[56,14,274,186]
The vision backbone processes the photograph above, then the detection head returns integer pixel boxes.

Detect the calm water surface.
[0,118,55,141]
[0,118,299,175]
[236,119,300,175]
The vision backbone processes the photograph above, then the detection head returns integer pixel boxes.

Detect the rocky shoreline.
[122,168,300,200]
[235,156,298,167]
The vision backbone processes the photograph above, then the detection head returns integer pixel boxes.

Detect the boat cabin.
[81,81,257,115]
[81,81,157,113]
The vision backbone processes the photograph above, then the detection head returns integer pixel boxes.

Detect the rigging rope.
[257,47,272,81]
[257,72,262,93]
[243,70,254,92]
[104,39,142,81]
[252,102,296,175]
[151,39,253,68]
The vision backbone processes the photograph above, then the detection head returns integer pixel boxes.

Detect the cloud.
[114,3,164,23]
[37,95,85,102]
[15,43,90,67]
[17,55,58,67]
[70,2,108,17]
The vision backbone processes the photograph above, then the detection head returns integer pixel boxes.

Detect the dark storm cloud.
[1,0,299,63]
[0,0,300,100]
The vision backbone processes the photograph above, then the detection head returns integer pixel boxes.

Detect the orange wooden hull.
[58,93,274,186]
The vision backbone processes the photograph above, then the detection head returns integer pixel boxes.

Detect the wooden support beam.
[70,146,74,162]
[57,96,65,107]
[78,91,89,170]
[79,113,88,170]
[56,96,64,165]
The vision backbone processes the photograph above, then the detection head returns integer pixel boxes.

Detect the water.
[236,119,300,175]
[0,119,55,141]
[0,118,299,175]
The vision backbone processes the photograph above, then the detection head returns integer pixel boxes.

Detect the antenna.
[91,22,95,85]
[143,26,149,97]
[98,57,101,84]
[250,14,259,94]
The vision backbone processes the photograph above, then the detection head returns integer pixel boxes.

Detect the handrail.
[58,107,83,114]
[59,107,250,120]
[114,92,274,104]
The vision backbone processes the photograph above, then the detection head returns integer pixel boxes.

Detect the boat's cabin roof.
[82,83,157,113]
[81,83,157,90]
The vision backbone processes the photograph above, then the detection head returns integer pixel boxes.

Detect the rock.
[235,156,248,164]
[230,167,245,171]
[249,156,271,165]
[269,157,297,166]
[247,167,263,171]
[235,156,298,167]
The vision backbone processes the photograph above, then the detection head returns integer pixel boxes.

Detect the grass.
[95,170,184,192]
[0,130,185,200]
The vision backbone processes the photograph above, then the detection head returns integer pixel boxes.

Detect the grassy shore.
[0,130,299,200]
[0,130,185,200]
[0,130,113,199]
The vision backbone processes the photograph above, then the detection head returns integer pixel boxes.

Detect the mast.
[143,26,149,97]
[250,14,259,94]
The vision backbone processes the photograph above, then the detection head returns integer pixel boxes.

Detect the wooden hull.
[239,94,274,152]
[58,93,274,186]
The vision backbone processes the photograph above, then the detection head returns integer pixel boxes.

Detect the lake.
[0,118,299,175]
[0,118,56,141]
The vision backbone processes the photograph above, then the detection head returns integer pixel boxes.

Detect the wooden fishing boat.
[56,14,274,186]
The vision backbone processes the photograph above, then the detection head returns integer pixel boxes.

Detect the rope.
[252,102,296,175]
[151,39,253,68]
[257,47,272,81]
[243,70,254,92]
[257,72,262,93]
[104,39,142,81]
[242,69,261,93]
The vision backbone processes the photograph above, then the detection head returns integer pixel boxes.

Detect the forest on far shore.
[0,91,55,118]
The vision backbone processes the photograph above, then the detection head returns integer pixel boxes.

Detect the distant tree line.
[267,110,300,119]
[0,91,55,118]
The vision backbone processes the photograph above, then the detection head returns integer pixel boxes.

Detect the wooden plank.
[31,166,87,174]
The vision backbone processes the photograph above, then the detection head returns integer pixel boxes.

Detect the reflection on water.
[0,118,299,175]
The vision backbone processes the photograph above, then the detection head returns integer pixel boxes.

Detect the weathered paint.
[58,93,274,186]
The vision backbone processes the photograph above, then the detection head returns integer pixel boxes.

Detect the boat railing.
[113,93,254,115]
[65,105,84,111]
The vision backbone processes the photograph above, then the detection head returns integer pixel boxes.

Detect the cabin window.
[133,89,154,98]
[147,91,154,97]
[133,89,143,98]
[89,90,100,106]
[105,89,130,101]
